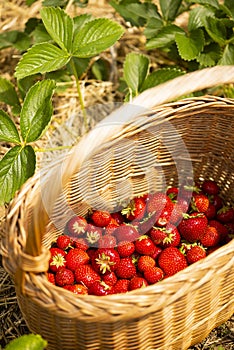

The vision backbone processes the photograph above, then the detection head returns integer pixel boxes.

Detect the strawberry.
[90,210,112,227]
[169,201,185,225]
[149,245,162,260]
[91,248,120,274]
[216,206,234,223]
[56,235,72,250]
[63,284,88,295]
[105,223,119,235]
[134,235,156,255]
[98,234,117,248]
[149,224,180,248]
[112,279,129,294]
[186,245,206,264]
[137,255,156,272]
[117,241,135,257]
[49,247,66,273]
[72,237,89,251]
[147,192,171,214]
[209,219,229,243]
[200,226,220,247]
[102,271,118,286]
[85,224,102,247]
[210,194,223,211]
[113,224,140,243]
[155,200,174,226]
[158,247,188,276]
[204,203,216,220]
[202,180,220,195]
[134,212,157,234]
[128,276,148,291]
[66,215,87,236]
[121,197,146,221]
[75,265,100,288]
[66,248,90,271]
[143,266,164,284]
[88,280,113,296]
[178,212,208,242]
[190,193,209,213]
[46,272,55,285]
[111,212,125,225]
[55,267,74,286]
[166,186,179,199]
[115,257,137,279]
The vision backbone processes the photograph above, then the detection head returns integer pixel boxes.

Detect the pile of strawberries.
[47,179,234,296]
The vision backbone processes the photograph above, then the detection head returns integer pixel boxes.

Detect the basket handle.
[21,66,234,272]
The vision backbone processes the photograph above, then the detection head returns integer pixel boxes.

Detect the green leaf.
[43,0,67,6]
[224,0,234,19]
[186,0,219,9]
[219,43,234,65]
[175,29,205,61]
[73,14,93,34]
[15,43,70,80]
[109,0,145,27]
[141,68,185,92]
[0,145,36,205]
[72,18,124,58]
[31,23,53,44]
[40,7,73,52]
[123,53,149,94]
[73,0,89,7]
[5,334,47,350]
[188,6,215,31]
[26,0,39,5]
[159,0,182,22]
[0,30,31,51]
[204,17,227,46]
[17,75,39,101]
[20,79,56,142]
[0,110,21,143]
[146,25,184,50]
[126,2,161,21]
[196,42,221,66]
[91,58,110,81]
[0,77,21,109]
[144,17,164,39]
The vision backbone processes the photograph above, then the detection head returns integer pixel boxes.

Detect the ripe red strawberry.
[112,279,129,294]
[102,271,118,286]
[128,276,148,291]
[56,235,72,250]
[202,180,220,195]
[209,219,229,243]
[72,237,89,251]
[186,245,206,264]
[169,201,185,225]
[115,257,137,279]
[204,203,216,220]
[191,193,209,213]
[210,194,223,211]
[178,212,208,242]
[143,266,164,284]
[134,235,156,255]
[90,210,112,227]
[111,212,125,225]
[216,206,234,223]
[85,224,102,247]
[63,284,88,295]
[149,245,162,260]
[46,272,56,285]
[75,265,100,288]
[91,248,120,274]
[66,248,90,271]
[200,226,220,247]
[135,212,157,234]
[66,215,87,236]
[117,241,135,257]
[121,197,146,221]
[147,192,171,214]
[149,224,180,248]
[105,223,119,235]
[166,186,179,199]
[113,224,140,242]
[49,247,66,273]
[155,200,174,226]
[88,280,113,296]
[137,255,156,272]
[158,247,188,276]
[55,267,74,286]
[98,234,117,248]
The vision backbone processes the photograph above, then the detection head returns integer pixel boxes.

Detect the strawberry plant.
[111,0,234,97]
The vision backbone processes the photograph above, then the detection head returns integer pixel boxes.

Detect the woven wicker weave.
[1,66,234,350]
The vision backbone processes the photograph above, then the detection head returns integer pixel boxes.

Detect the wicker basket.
[1,66,234,350]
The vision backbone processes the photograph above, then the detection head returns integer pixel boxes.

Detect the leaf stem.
[70,58,88,132]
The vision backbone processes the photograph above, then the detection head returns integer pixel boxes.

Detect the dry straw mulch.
[0,1,233,349]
